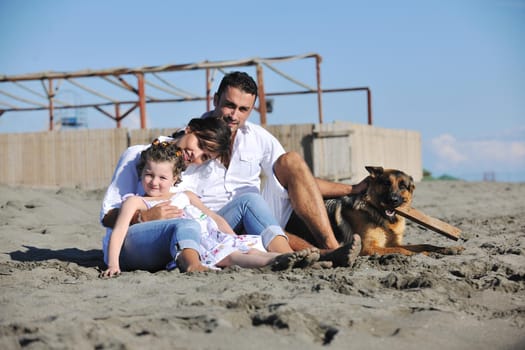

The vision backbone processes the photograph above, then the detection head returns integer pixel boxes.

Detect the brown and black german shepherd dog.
[287,166,464,256]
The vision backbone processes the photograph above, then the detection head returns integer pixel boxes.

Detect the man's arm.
[315,176,369,199]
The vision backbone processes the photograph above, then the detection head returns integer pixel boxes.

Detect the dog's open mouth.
[378,199,401,222]
[383,208,398,223]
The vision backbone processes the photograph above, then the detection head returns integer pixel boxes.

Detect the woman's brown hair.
[174,118,232,166]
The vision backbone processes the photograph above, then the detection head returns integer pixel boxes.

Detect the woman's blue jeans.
[119,217,201,272]
[216,192,287,249]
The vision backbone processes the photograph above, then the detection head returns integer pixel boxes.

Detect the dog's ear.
[365,166,384,178]
[408,176,415,192]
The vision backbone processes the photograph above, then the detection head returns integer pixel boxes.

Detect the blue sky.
[1,0,524,181]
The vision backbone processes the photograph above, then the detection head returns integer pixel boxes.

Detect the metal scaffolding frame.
[0,53,373,130]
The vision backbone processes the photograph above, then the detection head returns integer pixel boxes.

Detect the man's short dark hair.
[216,71,258,100]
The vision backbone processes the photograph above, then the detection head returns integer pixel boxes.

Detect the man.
[102,72,366,269]
[175,72,367,262]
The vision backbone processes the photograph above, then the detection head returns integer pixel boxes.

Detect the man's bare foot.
[320,234,361,267]
[271,247,320,271]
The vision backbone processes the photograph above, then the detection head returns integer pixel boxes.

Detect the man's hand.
[141,201,184,222]
[350,176,369,195]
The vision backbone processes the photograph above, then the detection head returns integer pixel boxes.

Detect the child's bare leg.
[216,247,323,270]
[246,249,281,258]
[216,250,278,269]
[176,249,209,272]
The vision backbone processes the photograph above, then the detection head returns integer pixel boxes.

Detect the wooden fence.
[0,122,421,189]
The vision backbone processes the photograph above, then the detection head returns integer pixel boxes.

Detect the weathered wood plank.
[395,205,461,241]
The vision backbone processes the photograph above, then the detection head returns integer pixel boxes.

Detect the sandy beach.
[1,181,524,349]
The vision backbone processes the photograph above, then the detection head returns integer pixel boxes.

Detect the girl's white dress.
[143,192,265,268]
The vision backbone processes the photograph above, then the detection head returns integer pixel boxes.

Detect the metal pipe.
[48,79,54,131]
[255,64,267,126]
[137,73,147,129]
[115,103,121,128]
[0,53,321,82]
[1,87,374,125]
[206,68,211,112]
[0,54,374,127]
[315,54,323,124]
[367,88,373,125]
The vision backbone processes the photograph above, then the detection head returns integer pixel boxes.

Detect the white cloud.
[430,134,466,164]
[427,132,525,180]
[511,141,525,158]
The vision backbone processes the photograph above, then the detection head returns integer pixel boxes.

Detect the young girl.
[101,140,319,277]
